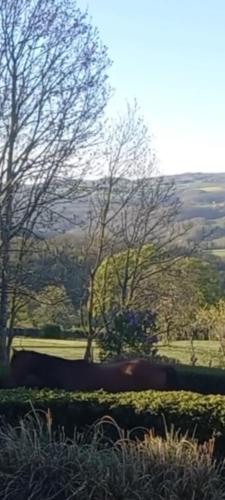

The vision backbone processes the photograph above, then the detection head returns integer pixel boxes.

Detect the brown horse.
[9,350,179,392]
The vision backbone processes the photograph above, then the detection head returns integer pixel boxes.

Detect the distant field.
[12,337,225,368]
[208,248,225,259]
[200,185,225,192]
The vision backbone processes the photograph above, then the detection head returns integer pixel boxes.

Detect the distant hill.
[36,172,225,259]
[167,172,225,257]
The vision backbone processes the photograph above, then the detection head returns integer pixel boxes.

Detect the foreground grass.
[12,337,225,368]
[0,413,224,500]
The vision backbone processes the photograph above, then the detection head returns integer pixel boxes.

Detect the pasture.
[209,248,225,259]
[200,185,225,192]
[12,337,225,368]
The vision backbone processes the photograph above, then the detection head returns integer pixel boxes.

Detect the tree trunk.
[84,271,95,362]
[0,229,10,365]
[0,192,13,365]
[0,58,15,365]
[84,337,93,361]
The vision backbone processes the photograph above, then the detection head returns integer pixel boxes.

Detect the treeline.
[8,232,225,348]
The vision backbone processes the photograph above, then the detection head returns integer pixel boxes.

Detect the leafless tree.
[0,0,110,363]
[79,103,183,360]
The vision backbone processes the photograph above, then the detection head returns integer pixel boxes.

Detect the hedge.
[177,364,225,395]
[1,388,225,448]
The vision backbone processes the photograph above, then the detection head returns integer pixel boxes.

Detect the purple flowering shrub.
[97,309,158,361]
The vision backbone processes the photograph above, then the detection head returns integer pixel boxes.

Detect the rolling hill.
[36,172,225,258]
[172,172,225,256]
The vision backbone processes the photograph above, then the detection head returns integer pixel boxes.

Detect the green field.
[207,248,225,259]
[159,340,225,367]
[12,337,225,368]
[200,185,225,192]
[12,337,90,360]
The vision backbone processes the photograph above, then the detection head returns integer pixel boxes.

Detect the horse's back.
[9,350,178,393]
[97,358,173,392]
[10,350,91,390]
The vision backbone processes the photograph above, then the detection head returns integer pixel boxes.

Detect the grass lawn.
[12,337,225,368]
[12,337,92,360]
[159,340,225,367]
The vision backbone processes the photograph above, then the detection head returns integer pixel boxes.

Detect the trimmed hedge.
[177,364,225,395]
[0,388,225,446]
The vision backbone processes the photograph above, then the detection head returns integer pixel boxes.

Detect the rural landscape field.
[1,0,225,498]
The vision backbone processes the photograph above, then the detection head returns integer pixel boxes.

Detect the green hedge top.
[1,388,225,445]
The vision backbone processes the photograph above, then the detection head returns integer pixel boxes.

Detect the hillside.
[171,172,225,257]
[36,172,225,258]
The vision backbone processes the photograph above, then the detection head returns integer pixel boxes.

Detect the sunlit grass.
[210,248,225,258]
[11,337,225,368]
[201,185,225,192]
[159,340,225,367]
[12,336,93,360]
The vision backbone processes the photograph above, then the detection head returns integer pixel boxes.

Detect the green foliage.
[1,365,225,443]
[8,295,32,328]
[93,244,157,316]
[183,257,224,305]
[195,300,225,343]
[97,309,158,361]
[29,285,76,330]
[156,257,224,341]
[25,236,92,309]
[93,246,224,343]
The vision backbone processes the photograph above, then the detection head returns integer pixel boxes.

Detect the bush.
[97,309,158,361]
[0,414,224,500]
[1,387,225,448]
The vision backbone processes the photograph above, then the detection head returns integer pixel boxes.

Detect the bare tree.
[0,0,110,363]
[79,103,182,360]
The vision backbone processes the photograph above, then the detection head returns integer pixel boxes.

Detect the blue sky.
[79,0,225,175]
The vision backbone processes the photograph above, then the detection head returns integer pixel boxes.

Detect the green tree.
[195,300,225,342]
[155,257,223,342]
[92,244,158,317]
[93,250,223,343]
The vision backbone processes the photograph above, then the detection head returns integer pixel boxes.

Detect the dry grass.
[0,411,224,499]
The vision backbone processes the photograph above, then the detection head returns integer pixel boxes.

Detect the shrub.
[97,309,158,361]
[1,388,225,448]
[0,413,224,500]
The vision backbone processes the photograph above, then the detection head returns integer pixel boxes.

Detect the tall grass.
[0,411,224,499]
